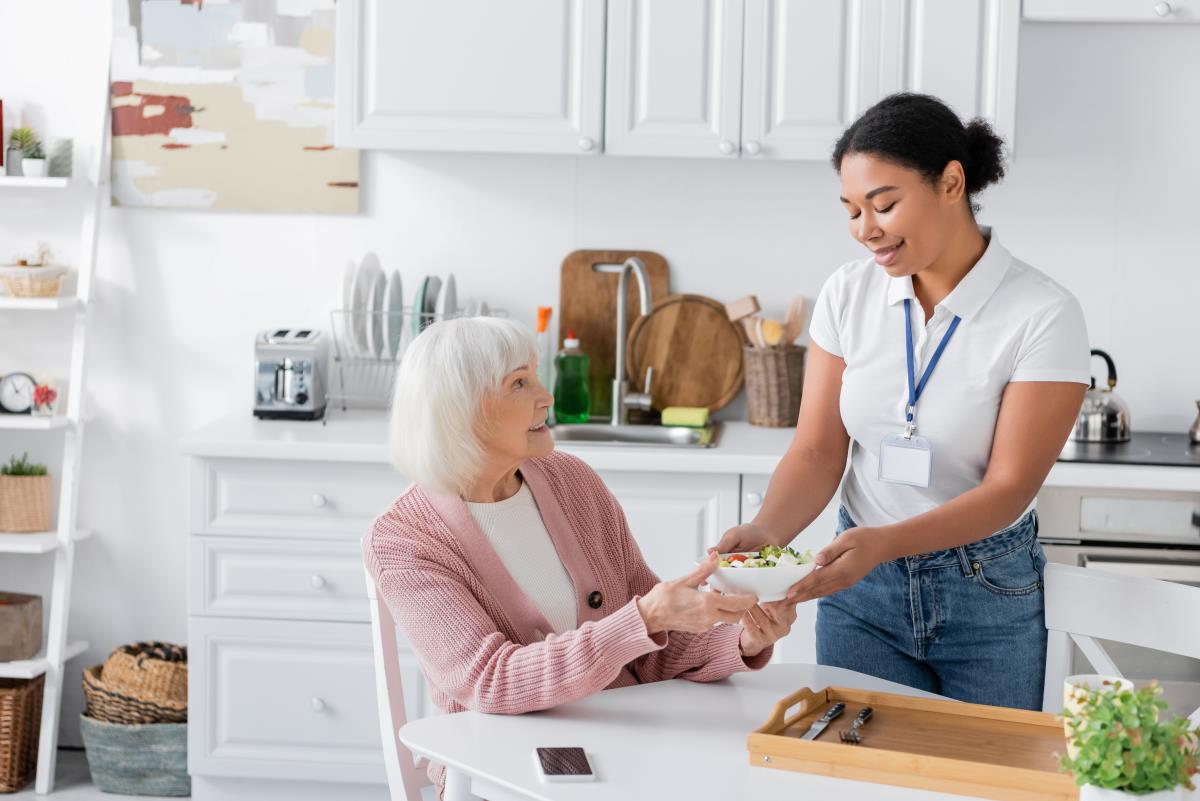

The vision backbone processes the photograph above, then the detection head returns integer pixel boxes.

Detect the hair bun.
[963,119,1006,194]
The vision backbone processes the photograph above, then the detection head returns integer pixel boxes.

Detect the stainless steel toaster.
[253,328,328,420]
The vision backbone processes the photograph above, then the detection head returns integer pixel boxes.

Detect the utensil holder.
[744,345,805,427]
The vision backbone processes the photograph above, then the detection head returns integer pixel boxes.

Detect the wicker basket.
[79,715,190,797]
[744,345,806,427]
[101,642,187,709]
[0,268,64,299]
[83,665,186,725]
[0,475,52,533]
[0,675,44,794]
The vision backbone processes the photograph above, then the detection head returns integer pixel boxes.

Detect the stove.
[1058,431,1200,468]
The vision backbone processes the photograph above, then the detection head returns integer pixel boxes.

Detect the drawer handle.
[310,574,327,589]
[311,697,327,713]
[745,492,763,506]
[311,493,328,509]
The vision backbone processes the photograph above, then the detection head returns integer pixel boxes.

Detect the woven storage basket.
[744,345,806,427]
[83,666,186,725]
[0,268,64,299]
[0,675,44,794]
[0,475,51,533]
[102,642,187,709]
[79,715,189,797]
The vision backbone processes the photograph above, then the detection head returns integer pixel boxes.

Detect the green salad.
[719,545,813,569]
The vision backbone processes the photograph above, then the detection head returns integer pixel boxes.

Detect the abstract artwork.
[111,0,358,213]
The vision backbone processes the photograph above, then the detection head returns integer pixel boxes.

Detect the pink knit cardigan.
[362,450,770,789]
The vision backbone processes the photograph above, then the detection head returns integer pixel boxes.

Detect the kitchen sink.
[551,422,720,448]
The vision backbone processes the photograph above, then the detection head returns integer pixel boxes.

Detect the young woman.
[716,93,1090,710]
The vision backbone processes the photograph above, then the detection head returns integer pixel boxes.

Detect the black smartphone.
[534,747,596,783]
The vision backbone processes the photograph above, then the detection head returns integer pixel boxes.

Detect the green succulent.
[1059,680,1199,794]
[8,127,43,159]
[1,452,47,476]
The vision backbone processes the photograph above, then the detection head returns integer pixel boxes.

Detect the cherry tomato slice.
[727,554,749,563]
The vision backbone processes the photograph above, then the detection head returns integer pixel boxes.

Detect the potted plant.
[0,452,51,533]
[1059,680,1199,800]
[7,127,45,177]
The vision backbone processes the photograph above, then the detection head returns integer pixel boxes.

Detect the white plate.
[382,270,404,360]
[341,259,358,356]
[435,273,457,322]
[705,552,815,603]
[421,275,442,332]
[364,268,386,358]
[354,253,384,357]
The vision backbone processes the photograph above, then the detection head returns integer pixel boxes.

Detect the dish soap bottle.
[554,330,590,424]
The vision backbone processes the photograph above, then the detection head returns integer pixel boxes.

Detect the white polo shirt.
[808,227,1091,530]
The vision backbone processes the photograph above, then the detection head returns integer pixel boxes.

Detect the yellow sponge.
[662,406,710,427]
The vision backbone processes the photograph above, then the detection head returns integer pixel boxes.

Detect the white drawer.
[189,617,428,783]
[192,458,403,539]
[191,537,371,622]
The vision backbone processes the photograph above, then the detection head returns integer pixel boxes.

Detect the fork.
[839,706,874,744]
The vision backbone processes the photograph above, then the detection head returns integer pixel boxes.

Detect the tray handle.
[761,687,823,733]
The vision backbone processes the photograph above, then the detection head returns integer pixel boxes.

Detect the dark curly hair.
[831,93,1006,215]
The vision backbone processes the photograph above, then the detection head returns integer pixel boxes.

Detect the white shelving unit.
[0,67,109,797]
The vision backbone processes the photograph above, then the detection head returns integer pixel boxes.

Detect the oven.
[1037,485,1200,717]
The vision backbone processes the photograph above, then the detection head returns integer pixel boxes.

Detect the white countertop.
[181,410,1200,491]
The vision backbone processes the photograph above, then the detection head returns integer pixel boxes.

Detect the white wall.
[1,4,1199,746]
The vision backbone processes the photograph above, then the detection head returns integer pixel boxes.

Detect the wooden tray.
[748,686,1078,801]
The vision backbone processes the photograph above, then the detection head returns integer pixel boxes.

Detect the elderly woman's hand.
[738,600,798,658]
[637,553,759,635]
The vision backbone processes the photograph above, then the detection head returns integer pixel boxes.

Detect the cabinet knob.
[1154,1,1172,15]
[744,141,762,156]
[311,697,327,713]
[745,492,763,506]
[578,136,595,152]
[311,493,327,508]
[310,574,327,589]
[718,140,736,155]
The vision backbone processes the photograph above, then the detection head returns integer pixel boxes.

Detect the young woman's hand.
[738,599,798,658]
[637,552,759,635]
[785,527,886,603]
[712,522,776,558]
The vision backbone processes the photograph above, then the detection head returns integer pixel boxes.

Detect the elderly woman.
[363,317,797,792]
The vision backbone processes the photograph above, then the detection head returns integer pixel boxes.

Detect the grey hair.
[389,316,538,495]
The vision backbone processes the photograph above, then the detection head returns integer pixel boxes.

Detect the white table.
[400,663,1000,801]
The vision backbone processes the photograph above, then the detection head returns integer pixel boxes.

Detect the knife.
[799,701,846,741]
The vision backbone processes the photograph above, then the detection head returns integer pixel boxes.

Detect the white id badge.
[879,434,933,488]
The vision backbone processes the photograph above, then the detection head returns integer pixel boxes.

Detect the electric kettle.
[1071,349,1130,443]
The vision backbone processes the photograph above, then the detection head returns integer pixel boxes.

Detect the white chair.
[364,564,441,801]
[1042,562,1200,725]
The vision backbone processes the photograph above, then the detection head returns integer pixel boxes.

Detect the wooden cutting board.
[625,294,744,412]
[748,686,1079,801]
[559,250,669,419]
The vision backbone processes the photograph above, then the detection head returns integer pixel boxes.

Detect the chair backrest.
[1042,562,1200,724]
[364,563,432,801]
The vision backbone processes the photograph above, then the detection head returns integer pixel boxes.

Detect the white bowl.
[705,552,815,603]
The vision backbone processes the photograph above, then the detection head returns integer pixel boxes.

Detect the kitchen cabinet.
[1024,0,1200,23]
[598,470,740,580]
[603,0,745,158]
[334,0,606,155]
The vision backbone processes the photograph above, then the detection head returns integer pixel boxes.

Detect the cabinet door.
[598,471,740,580]
[741,0,886,160]
[1024,0,1200,23]
[882,0,1021,152]
[741,474,840,665]
[604,0,745,158]
[336,0,605,155]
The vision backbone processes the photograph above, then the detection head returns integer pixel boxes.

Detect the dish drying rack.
[325,306,505,413]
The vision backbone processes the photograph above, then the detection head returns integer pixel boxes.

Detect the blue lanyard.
[903,298,960,433]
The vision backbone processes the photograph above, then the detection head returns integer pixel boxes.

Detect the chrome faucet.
[592,257,653,426]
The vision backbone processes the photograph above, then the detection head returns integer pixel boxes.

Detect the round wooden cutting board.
[625,294,745,412]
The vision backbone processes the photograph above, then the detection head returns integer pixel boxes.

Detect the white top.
[465,481,578,633]
[808,227,1091,529]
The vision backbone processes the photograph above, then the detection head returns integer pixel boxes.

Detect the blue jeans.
[816,506,1048,710]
